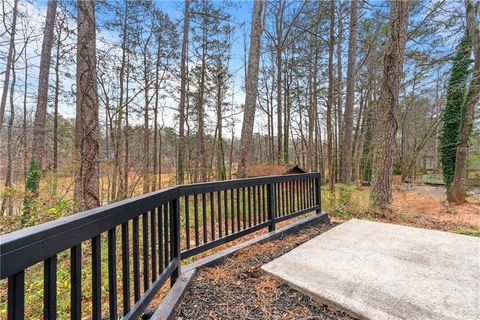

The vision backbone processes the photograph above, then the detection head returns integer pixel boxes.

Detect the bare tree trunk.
[371,0,410,209]
[197,18,207,182]
[326,0,336,192]
[0,0,18,135]
[177,0,189,185]
[1,47,16,216]
[32,0,58,170]
[237,0,267,178]
[336,3,344,182]
[353,88,369,182]
[215,71,227,180]
[53,17,63,195]
[22,38,29,180]
[448,0,480,203]
[308,15,320,172]
[75,0,100,210]
[119,57,130,200]
[152,43,160,190]
[275,0,285,164]
[143,44,151,193]
[340,0,358,184]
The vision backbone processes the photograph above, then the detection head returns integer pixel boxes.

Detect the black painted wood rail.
[0,173,321,320]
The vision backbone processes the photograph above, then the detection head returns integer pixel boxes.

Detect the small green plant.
[458,228,480,237]
[21,158,41,227]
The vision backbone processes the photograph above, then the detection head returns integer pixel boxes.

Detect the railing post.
[267,181,276,232]
[170,194,181,286]
[315,174,321,214]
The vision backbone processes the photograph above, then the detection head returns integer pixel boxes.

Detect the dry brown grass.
[327,183,480,234]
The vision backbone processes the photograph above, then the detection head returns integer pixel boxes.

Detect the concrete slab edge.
[262,267,367,320]
[150,212,330,320]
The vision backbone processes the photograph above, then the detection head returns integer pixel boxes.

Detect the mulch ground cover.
[176,223,355,319]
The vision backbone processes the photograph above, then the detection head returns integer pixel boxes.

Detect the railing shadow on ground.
[1,173,321,320]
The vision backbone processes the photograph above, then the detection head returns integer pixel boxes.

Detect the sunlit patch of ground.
[325,184,480,235]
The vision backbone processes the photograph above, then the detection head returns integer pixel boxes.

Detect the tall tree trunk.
[75,0,100,210]
[336,3,344,182]
[112,7,129,201]
[22,40,29,180]
[143,48,150,193]
[1,47,16,216]
[237,0,266,178]
[216,71,226,180]
[152,42,160,190]
[53,21,62,194]
[197,17,207,182]
[308,13,320,172]
[371,0,410,209]
[177,0,190,184]
[0,0,18,135]
[326,0,336,192]
[448,0,480,203]
[340,0,358,184]
[32,0,58,170]
[275,0,285,164]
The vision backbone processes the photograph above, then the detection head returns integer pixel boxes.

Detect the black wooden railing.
[0,173,321,320]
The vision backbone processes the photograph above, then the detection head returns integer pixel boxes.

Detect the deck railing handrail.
[1,173,321,320]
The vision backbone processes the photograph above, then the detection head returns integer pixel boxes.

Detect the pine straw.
[176,223,355,320]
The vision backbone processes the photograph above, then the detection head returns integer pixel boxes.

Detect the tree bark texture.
[75,0,100,210]
[448,0,480,203]
[237,0,266,178]
[340,0,358,184]
[371,0,410,208]
[32,0,58,170]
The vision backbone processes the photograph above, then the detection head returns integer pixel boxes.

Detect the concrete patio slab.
[262,219,480,320]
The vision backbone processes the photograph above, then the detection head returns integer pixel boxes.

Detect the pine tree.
[440,33,472,186]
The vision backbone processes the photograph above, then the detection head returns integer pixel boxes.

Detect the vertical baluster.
[193,194,199,246]
[282,182,287,216]
[267,182,276,232]
[7,271,24,320]
[121,223,130,314]
[304,179,307,209]
[202,193,207,243]
[163,203,169,268]
[217,191,223,237]
[253,185,258,225]
[242,187,246,229]
[290,180,294,212]
[185,196,190,249]
[310,179,315,207]
[142,212,149,292]
[132,217,140,302]
[293,180,300,211]
[230,189,235,232]
[158,207,164,272]
[262,185,267,222]
[315,175,321,213]
[224,190,229,235]
[108,229,117,320]
[44,256,57,320]
[236,188,241,231]
[91,236,101,320]
[210,192,215,241]
[151,209,157,281]
[170,198,181,284]
[71,244,81,320]
[247,186,252,227]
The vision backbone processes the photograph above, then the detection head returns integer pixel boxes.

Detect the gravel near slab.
[176,223,355,320]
